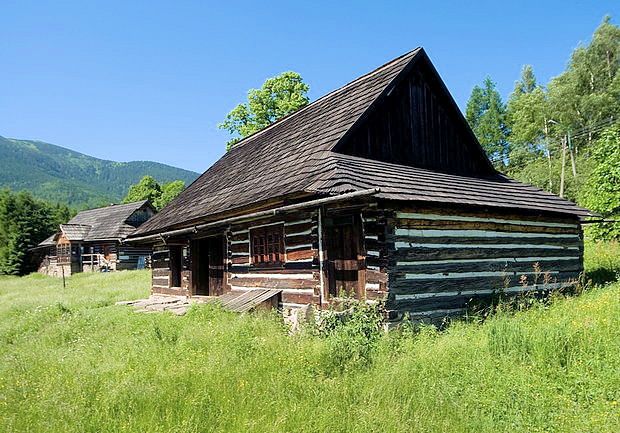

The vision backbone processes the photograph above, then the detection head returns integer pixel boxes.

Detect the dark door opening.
[169,246,183,288]
[325,215,364,298]
[191,235,225,296]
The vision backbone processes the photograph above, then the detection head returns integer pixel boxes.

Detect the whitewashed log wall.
[385,206,583,321]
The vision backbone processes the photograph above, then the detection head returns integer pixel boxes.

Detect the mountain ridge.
[0,135,199,208]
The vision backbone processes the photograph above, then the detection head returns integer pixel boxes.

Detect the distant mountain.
[0,136,199,208]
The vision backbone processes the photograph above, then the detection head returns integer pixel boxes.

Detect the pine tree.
[465,77,510,166]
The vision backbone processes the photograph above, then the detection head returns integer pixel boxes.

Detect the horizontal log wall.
[386,205,583,321]
[116,246,152,271]
[226,210,321,308]
[361,208,389,301]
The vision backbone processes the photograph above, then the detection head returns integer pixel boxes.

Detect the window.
[151,250,170,269]
[250,224,284,267]
[56,244,71,264]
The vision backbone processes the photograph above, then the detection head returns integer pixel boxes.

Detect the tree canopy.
[0,190,73,275]
[122,176,185,210]
[465,16,620,240]
[218,71,310,150]
[465,77,510,166]
[582,125,620,240]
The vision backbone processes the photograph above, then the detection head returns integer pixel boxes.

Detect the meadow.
[0,242,619,432]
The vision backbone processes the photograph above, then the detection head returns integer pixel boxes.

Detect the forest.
[465,17,619,240]
[0,175,185,275]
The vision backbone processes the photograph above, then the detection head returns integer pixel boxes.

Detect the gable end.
[335,50,495,177]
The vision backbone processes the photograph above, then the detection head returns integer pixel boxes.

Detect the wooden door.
[191,239,209,295]
[169,246,183,288]
[208,235,225,296]
[326,215,364,298]
[191,236,225,296]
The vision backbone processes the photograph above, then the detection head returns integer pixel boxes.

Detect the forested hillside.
[0,136,198,208]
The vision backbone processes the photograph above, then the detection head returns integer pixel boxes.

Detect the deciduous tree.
[123,176,185,211]
[218,71,310,150]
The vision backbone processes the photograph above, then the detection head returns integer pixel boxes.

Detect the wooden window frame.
[250,224,285,268]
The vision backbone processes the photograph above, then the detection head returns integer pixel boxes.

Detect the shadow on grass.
[586,267,620,286]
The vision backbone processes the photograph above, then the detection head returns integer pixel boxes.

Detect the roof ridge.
[228,48,421,152]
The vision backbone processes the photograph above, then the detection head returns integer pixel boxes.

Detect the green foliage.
[584,240,620,285]
[465,77,510,165]
[0,243,619,432]
[313,300,383,375]
[123,176,162,204]
[0,189,72,275]
[582,125,620,240]
[157,180,186,210]
[0,136,198,208]
[547,16,620,137]
[122,176,185,210]
[218,71,310,150]
[506,66,549,169]
[467,16,620,238]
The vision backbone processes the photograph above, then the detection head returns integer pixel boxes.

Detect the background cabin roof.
[59,224,92,241]
[38,200,153,247]
[133,48,590,237]
[69,200,152,240]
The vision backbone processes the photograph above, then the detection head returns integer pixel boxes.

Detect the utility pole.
[559,135,567,198]
[543,117,552,190]
[567,130,577,178]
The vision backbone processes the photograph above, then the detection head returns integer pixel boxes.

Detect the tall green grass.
[0,249,619,432]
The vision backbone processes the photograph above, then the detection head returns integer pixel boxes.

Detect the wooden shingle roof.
[308,154,590,217]
[38,201,153,247]
[133,48,590,237]
[68,200,152,241]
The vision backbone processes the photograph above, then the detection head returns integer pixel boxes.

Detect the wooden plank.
[284,222,315,235]
[391,246,580,262]
[230,243,250,254]
[281,291,316,305]
[396,208,579,226]
[388,271,581,295]
[230,256,250,265]
[393,257,581,275]
[394,218,581,234]
[392,235,580,248]
[285,233,316,247]
[285,248,316,262]
[229,277,318,290]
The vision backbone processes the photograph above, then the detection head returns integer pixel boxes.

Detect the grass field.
[0,242,619,432]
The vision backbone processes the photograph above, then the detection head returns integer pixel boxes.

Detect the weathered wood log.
[228,276,318,290]
[390,234,580,248]
[391,258,581,275]
[394,218,581,234]
[390,246,579,262]
[388,271,581,296]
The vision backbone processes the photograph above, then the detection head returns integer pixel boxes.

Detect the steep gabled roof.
[133,48,590,237]
[68,200,152,240]
[38,201,153,247]
[59,224,91,241]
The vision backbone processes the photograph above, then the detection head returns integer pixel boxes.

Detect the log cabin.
[37,200,155,276]
[127,48,591,322]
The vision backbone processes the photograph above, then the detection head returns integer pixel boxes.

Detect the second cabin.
[128,48,591,322]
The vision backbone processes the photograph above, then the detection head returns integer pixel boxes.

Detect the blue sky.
[1,1,618,173]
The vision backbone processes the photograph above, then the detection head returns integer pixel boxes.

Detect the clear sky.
[1,1,618,173]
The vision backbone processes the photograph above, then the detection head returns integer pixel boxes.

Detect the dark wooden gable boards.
[335,50,494,177]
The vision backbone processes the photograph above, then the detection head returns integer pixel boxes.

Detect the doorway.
[325,214,364,298]
[191,235,225,296]
[169,246,183,288]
